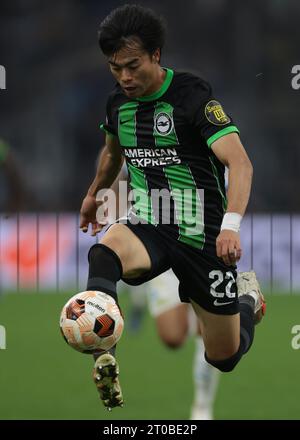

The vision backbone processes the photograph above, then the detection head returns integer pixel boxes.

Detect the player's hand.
[79,194,105,236]
[216,230,242,266]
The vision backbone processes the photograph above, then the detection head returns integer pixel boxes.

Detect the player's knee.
[158,329,186,348]
[157,325,185,348]
[156,318,187,349]
[161,335,184,349]
[205,347,243,373]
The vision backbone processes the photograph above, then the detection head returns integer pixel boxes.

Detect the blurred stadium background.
[0,0,300,420]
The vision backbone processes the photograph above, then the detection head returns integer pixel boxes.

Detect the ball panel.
[94,314,115,337]
[66,299,85,320]
[60,290,124,354]
[81,332,99,347]
[80,291,98,300]
[62,320,78,345]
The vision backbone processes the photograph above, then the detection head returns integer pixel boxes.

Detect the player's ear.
[152,48,161,64]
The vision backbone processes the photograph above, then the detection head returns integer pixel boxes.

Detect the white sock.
[191,336,220,420]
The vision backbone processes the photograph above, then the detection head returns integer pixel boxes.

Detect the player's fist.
[216,230,242,266]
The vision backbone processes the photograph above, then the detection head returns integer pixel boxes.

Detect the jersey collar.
[135,68,174,102]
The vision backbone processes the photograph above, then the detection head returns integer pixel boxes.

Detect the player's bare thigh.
[191,299,240,360]
[156,303,189,348]
[100,223,151,278]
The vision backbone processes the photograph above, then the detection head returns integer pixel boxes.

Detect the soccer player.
[98,164,219,419]
[79,5,266,410]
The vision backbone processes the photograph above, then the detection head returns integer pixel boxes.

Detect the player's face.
[108,44,161,98]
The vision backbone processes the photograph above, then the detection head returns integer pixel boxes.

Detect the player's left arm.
[211,132,253,266]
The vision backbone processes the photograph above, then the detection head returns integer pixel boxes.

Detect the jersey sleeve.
[100,94,118,137]
[188,79,240,148]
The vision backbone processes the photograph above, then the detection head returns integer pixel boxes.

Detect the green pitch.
[0,293,299,420]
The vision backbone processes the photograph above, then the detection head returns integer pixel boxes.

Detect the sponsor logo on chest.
[124,147,181,167]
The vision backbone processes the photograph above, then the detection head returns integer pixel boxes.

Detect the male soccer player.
[99,164,219,419]
[95,207,220,420]
[80,5,265,410]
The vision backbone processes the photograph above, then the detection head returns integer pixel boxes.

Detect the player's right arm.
[79,134,123,235]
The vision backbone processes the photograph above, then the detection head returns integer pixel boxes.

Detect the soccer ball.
[59,291,124,354]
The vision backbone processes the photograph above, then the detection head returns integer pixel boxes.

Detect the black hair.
[98,4,166,59]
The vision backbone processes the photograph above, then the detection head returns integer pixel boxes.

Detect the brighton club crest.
[154,112,174,136]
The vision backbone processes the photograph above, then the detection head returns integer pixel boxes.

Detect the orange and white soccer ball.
[59,291,124,353]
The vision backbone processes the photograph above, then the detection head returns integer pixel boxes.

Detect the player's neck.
[143,67,166,97]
